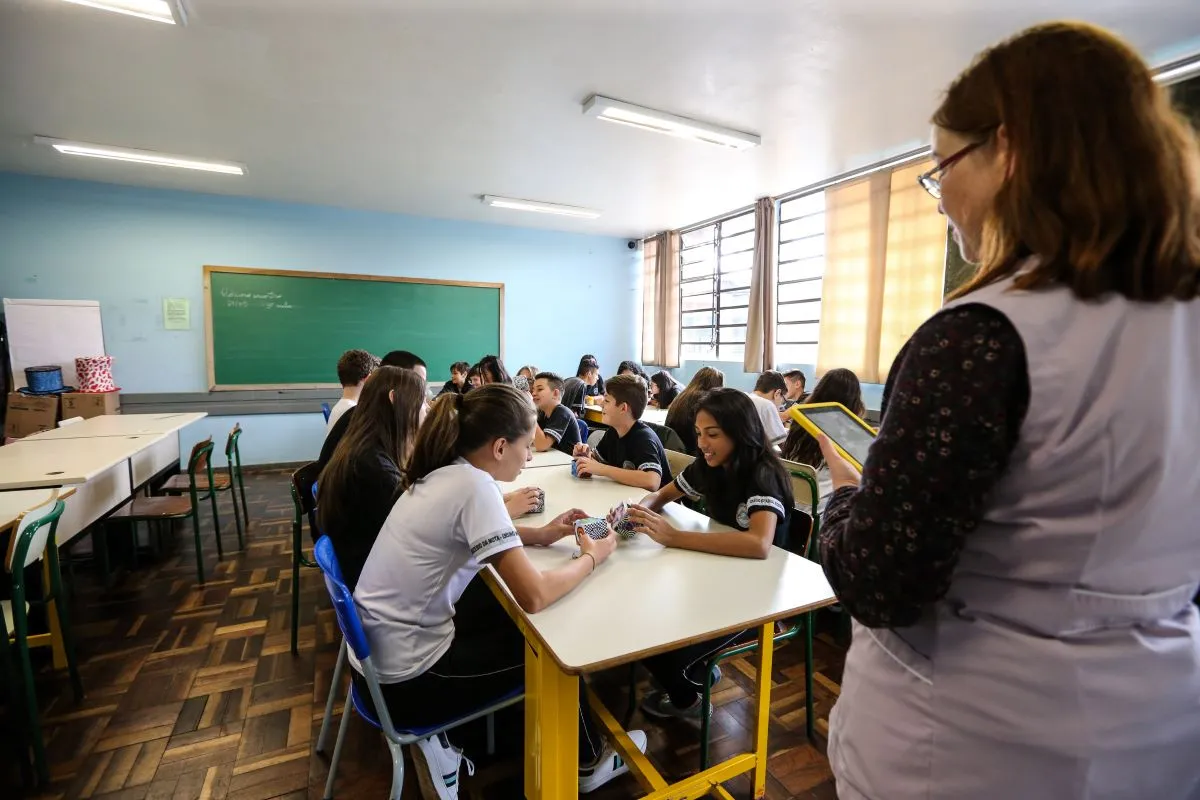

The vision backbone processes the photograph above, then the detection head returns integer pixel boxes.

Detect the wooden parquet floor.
[2,467,845,799]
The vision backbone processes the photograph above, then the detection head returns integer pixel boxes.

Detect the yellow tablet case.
[786,402,876,471]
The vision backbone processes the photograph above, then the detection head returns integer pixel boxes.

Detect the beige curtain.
[815,159,945,383]
[742,197,777,373]
[641,231,681,368]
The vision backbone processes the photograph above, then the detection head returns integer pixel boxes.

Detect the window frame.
[774,192,826,365]
[678,210,755,362]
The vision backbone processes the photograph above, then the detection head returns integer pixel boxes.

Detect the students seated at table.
[748,371,789,445]
[562,354,605,416]
[782,369,808,407]
[665,366,724,456]
[624,388,794,718]
[327,349,378,434]
[648,370,682,410]
[319,350,427,473]
[352,385,643,796]
[316,366,425,589]
[514,364,538,394]
[573,374,672,491]
[531,371,581,455]
[436,361,471,397]
[780,368,865,510]
[476,354,512,385]
[616,360,648,381]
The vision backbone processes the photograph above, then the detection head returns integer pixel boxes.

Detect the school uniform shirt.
[352,459,523,683]
[561,376,604,416]
[436,380,463,397]
[673,459,791,540]
[325,398,356,435]
[315,445,401,590]
[538,404,581,454]
[748,392,788,445]
[593,421,673,484]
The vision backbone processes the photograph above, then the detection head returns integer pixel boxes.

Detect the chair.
[225,424,250,530]
[321,403,332,422]
[57,416,84,428]
[289,461,322,656]
[161,432,244,551]
[645,421,686,454]
[692,461,822,771]
[109,438,221,583]
[576,418,588,443]
[0,495,82,785]
[664,449,694,479]
[313,537,523,800]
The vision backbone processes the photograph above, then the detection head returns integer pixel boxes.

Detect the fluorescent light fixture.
[481,195,600,219]
[61,0,186,25]
[583,94,760,151]
[35,137,245,175]
[1155,56,1200,85]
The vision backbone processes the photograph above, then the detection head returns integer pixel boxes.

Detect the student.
[476,354,512,385]
[319,350,427,473]
[561,354,604,416]
[648,370,682,410]
[436,361,471,397]
[748,371,789,445]
[531,371,581,454]
[326,349,379,434]
[573,374,672,491]
[782,369,808,407]
[624,388,794,718]
[616,360,648,380]
[465,363,484,391]
[514,364,538,394]
[316,367,425,589]
[780,368,865,511]
[665,366,724,456]
[352,385,644,796]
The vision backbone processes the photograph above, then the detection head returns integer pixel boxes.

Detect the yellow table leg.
[41,558,67,670]
[752,622,775,798]
[525,638,578,800]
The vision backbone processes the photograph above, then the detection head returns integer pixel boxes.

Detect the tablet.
[787,402,876,471]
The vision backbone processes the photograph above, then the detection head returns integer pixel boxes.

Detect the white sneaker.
[413,734,475,800]
[578,729,648,794]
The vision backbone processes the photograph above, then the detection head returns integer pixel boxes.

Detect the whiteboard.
[4,299,107,390]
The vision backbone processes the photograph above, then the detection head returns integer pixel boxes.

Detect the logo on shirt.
[735,502,751,529]
[622,460,636,470]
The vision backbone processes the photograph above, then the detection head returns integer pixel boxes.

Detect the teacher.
[816,21,1200,800]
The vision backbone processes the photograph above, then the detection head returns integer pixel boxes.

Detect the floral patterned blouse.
[818,304,1031,628]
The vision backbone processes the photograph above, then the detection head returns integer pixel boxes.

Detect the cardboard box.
[61,392,121,420]
[5,393,60,439]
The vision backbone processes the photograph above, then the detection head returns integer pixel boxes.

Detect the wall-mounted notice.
[163,298,190,330]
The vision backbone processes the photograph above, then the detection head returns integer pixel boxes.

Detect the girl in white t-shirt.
[352,384,643,799]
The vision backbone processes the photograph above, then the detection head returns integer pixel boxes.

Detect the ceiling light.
[481,195,600,219]
[583,94,760,151]
[1155,56,1200,85]
[35,137,245,175]
[61,0,186,25]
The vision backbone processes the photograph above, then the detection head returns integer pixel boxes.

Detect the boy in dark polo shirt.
[531,372,581,455]
[573,374,672,491]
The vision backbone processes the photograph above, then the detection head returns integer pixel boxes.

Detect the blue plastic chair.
[576,418,589,443]
[320,403,332,422]
[313,537,523,799]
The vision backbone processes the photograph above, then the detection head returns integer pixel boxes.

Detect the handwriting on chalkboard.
[220,288,294,310]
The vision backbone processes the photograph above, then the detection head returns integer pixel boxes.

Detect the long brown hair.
[937,21,1200,302]
[665,366,725,454]
[403,383,536,490]
[780,368,865,470]
[318,366,426,524]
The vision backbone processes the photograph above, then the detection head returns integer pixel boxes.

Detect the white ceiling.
[1,0,1199,237]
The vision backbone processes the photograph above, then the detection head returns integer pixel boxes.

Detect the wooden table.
[493,465,837,799]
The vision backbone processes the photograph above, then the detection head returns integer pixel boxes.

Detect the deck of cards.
[609,502,637,540]
[571,516,610,558]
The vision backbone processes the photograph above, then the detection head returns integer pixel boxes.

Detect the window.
[678,210,755,362]
[775,192,826,365]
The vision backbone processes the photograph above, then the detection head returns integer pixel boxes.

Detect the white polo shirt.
[352,459,523,683]
[747,392,788,445]
[325,397,356,434]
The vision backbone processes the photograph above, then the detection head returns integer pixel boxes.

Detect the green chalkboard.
[204,266,503,388]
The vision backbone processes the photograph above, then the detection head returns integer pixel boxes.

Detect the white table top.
[23,412,207,441]
[0,487,74,531]
[495,465,837,673]
[526,448,574,469]
[0,435,163,490]
[642,408,668,426]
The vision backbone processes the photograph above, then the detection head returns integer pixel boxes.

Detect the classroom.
[1,2,1199,798]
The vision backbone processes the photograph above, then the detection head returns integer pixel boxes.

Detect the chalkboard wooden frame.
[202,265,504,390]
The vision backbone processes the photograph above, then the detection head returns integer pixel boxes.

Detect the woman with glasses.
[819,22,1200,800]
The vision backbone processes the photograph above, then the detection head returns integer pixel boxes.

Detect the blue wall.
[0,173,640,463]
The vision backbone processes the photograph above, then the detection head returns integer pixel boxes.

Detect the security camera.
[627,240,638,250]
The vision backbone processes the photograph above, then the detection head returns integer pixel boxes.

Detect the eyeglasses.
[917,141,984,200]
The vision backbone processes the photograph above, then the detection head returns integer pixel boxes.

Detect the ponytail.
[403,383,535,490]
